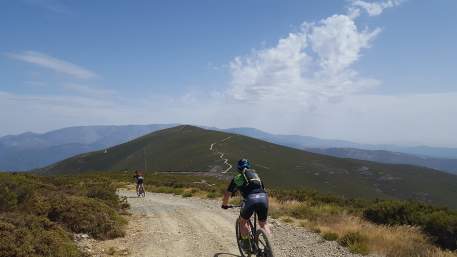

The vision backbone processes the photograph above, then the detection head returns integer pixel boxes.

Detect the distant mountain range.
[1,124,457,174]
[221,127,457,159]
[41,125,457,209]
[307,148,457,175]
[0,124,177,171]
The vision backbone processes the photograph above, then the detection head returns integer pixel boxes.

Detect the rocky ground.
[75,190,378,257]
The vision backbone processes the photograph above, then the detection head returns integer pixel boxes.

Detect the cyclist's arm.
[222,191,231,206]
[222,179,237,206]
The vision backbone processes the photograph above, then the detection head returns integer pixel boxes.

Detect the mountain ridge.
[2,123,457,173]
[41,125,457,209]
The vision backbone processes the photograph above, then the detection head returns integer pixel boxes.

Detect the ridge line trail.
[88,190,374,257]
[210,136,233,173]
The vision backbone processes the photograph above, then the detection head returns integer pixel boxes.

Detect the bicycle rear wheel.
[255,228,274,257]
[140,186,145,197]
[235,217,253,257]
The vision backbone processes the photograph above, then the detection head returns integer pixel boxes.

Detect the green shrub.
[322,232,339,241]
[23,193,52,216]
[281,217,294,223]
[182,192,193,198]
[0,173,129,257]
[0,186,18,211]
[364,201,457,250]
[47,196,126,239]
[206,192,218,199]
[173,188,184,195]
[0,214,85,257]
[338,232,369,255]
[86,183,120,209]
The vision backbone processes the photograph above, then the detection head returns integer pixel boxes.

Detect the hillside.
[307,147,457,175]
[42,125,457,209]
[3,124,457,172]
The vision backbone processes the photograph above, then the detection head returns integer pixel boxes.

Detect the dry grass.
[268,197,457,257]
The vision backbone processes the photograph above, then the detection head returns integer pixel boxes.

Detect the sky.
[0,0,456,147]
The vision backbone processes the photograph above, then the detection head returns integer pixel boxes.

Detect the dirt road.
[82,190,372,257]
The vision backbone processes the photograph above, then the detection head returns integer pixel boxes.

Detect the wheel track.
[209,136,233,173]
[86,190,378,257]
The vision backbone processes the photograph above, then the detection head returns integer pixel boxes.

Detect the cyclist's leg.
[239,217,250,236]
[240,200,255,236]
[256,193,271,235]
[136,183,140,194]
[259,221,271,235]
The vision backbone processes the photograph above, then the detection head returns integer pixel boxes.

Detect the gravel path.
[83,190,374,257]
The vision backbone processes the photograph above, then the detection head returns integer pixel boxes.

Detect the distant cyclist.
[221,158,270,252]
[133,170,145,196]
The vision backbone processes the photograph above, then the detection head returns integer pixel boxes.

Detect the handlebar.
[224,205,242,209]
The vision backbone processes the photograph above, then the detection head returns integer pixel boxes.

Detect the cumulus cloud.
[6,51,97,79]
[350,0,404,17]
[229,12,381,106]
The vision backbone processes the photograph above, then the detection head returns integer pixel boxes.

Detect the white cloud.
[309,15,380,74]
[350,0,404,17]
[229,13,381,106]
[6,51,97,79]
[228,0,407,107]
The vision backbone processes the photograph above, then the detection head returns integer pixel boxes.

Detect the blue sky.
[1,0,456,146]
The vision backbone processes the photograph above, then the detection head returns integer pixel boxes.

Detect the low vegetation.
[2,170,456,257]
[365,200,457,249]
[0,173,128,257]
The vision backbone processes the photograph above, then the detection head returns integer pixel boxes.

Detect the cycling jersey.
[133,175,144,184]
[227,169,266,199]
[226,169,269,222]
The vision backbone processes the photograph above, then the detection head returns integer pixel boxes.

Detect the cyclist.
[221,158,270,252]
[133,170,145,196]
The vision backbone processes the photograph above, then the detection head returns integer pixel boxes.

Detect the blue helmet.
[237,158,251,171]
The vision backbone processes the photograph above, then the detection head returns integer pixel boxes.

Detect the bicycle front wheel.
[255,228,274,257]
[235,217,252,257]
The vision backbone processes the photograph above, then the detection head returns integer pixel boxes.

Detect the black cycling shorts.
[240,192,268,222]
[137,178,144,185]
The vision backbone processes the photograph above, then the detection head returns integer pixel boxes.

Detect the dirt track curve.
[80,190,375,257]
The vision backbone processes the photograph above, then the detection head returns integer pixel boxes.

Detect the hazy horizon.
[1,122,457,149]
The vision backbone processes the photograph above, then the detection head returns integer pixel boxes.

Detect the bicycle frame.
[251,212,257,239]
[228,204,274,257]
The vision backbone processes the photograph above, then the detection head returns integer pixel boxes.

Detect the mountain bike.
[226,205,274,257]
[137,184,145,197]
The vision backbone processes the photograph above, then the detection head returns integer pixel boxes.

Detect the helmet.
[237,158,251,171]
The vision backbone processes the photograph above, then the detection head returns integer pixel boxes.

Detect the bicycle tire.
[255,228,274,257]
[139,186,145,197]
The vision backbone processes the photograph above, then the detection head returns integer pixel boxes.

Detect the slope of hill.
[42,125,457,209]
[0,124,177,171]
[307,148,457,175]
